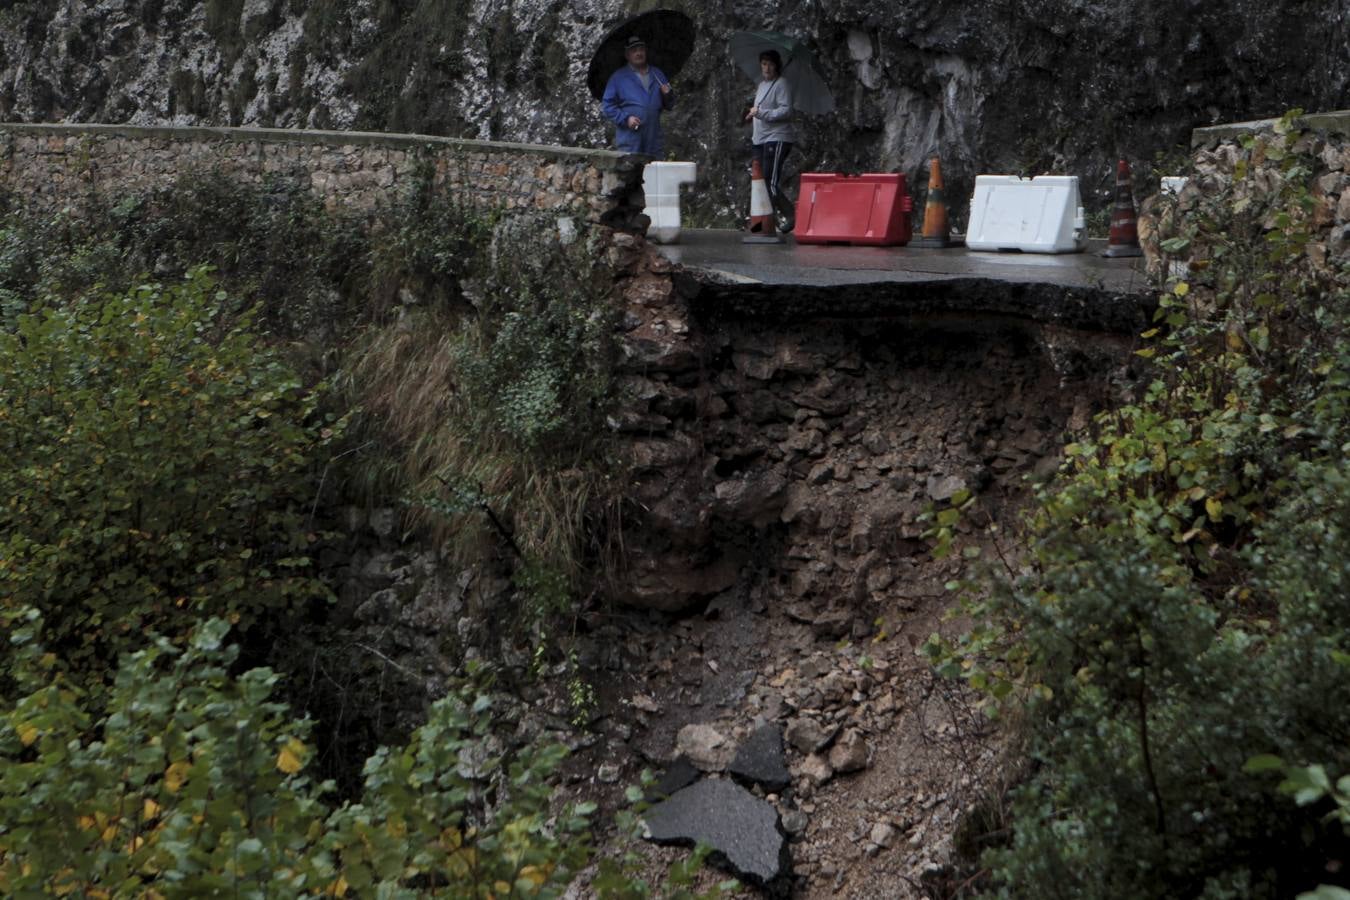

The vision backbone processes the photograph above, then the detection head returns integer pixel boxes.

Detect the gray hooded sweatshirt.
[752,77,797,144]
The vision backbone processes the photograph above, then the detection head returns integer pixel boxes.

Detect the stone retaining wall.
[0,123,646,227]
[1187,113,1350,269]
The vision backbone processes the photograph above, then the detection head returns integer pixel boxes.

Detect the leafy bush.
[0,177,368,344]
[0,268,338,676]
[929,113,1350,896]
[0,615,596,897]
[354,214,624,626]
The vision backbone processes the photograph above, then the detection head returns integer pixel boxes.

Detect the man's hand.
[626,115,642,130]
[659,81,671,96]
[746,106,759,121]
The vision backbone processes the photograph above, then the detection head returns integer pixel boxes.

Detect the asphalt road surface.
[656,229,1155,296]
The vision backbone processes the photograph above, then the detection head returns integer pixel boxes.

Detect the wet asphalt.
[655,229,1156,296]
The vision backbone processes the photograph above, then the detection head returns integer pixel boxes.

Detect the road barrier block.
[965,175,1087,254]
[794,173,913,246]
[642,161,698,244]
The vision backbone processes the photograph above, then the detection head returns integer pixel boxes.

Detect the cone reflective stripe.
[911,156,963,248]
[747,158,775,233]
[1102,158,1143,258]
[743,158,784,243]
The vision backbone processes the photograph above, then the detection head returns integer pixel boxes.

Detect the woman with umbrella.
[745,49,797,232]
[730,31,835,234]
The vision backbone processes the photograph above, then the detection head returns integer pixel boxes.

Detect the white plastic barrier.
[1161,176,1188,196]
[965,175,1087,254]
[642,161,697,244]
[1160,177,1190,277]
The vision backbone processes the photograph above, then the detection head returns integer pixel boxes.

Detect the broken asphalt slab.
[728,723,791,794]
[642,777,793,895]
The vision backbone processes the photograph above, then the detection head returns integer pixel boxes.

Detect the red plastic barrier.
[794,173,914,246]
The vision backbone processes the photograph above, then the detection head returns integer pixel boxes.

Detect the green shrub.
[354,215,624,627]
[0,176,368,344]
[0,615,596,898]
[0,268,339,677]
[929,113,1350,896]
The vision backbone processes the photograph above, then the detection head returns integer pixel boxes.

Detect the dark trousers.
[752,141,794,224]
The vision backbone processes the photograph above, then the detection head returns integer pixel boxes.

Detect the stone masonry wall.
[0,123,647,227]
[1186,111,1350,270]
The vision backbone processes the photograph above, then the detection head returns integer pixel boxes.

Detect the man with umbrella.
[601,35,675,157]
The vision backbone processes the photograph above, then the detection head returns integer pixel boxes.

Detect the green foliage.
[1246,757,1350,900]
[932,112,1350,896]
[358,212,624,629]
[0,176,368,346]
[367,158,493,314]
[0,616,596,898]
[0,269,339,678]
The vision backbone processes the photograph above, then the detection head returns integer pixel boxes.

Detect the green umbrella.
[728,31,834,116]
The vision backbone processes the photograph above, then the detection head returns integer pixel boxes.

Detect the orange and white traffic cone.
[1102,158,1143,258]
[911,156,963,248]
[743,158,783,244]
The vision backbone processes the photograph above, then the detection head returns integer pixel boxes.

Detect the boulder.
[676,723,732,772]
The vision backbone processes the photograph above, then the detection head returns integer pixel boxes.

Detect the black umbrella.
[587,9,695,100]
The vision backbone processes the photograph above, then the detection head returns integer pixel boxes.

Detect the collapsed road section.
[593,230,1159,893]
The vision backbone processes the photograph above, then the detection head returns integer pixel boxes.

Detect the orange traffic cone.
[1102,158,1143,258]
[743,158,783,244]
[912,156,963,248]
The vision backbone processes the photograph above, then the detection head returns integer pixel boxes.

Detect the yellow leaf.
[1205,497,1224,521]
[276,737,307,775]
[78,816,97,832]
[328,876,349,898]
[17,724,38,747]
[164,761,190,794]
[143,798,160,821]
[1226,329,1244,352]
[494,883,512,895]
[520,864,551,887]
[1173,282,1190,297]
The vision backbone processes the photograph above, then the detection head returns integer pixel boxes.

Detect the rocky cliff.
[0,0,1345,224]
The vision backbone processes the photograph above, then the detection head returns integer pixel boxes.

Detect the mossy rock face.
[0,0,1346,221]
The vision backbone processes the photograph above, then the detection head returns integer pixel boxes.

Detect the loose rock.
[828,729,870,774]
[676,723,732,772]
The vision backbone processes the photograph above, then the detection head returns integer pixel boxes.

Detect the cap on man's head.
[624,35,646,50]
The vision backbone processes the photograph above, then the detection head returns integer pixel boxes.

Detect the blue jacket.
[602,65,675,156]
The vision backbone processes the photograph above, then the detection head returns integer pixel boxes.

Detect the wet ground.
[655,229,1153,296]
